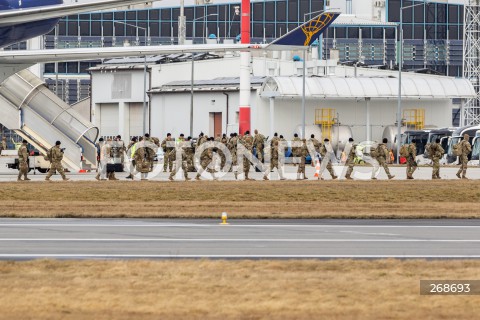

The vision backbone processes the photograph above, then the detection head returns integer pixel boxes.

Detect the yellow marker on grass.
[220,212,229,225]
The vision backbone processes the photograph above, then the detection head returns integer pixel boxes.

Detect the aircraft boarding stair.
[0,69,98,171]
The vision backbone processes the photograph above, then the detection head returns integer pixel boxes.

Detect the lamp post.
[189,13,218,137]
[396,1,429,163]
[299,10,332,138]
[114,21,150,135]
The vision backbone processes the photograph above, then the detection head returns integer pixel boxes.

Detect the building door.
[99,103,119,137]
[129,103,144,138]
[209,112,222,138]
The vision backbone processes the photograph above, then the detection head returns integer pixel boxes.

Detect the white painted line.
[0,238,479,242]
[0,224,480,228]
[0,254,479,259]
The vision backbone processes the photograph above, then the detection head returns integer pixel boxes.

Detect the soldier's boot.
[345,173,353,180]
[125,174,132,179]
[168,175,174,181]
[17,173,22,181]
[62,176,70,181]
[456,171,462,179]
[462,170,468,179]
[23,174,30,181]
[371,177,377,180]
[303,173,308,179]
[195,174,201,181]
[95,174,100,181]
[234,172,238,180]
[263,175,269,181]
[388,175,395,180]
[332,175,338,180]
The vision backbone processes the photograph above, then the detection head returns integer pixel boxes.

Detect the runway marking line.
[0,238,480,242]
[1,224,480,228]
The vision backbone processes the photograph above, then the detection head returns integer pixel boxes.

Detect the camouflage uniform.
[134,141,152,180]
[253,131,266,163]
[430,142,445,179]
[220,135,228,169]
[17,142,30,181]
[185,139,195,172]
[169,139,190,181]
[45,145,68,181]
[375,143,394,179]
[227,135,238,178]
[0,137,6,154]
[319,143,337,179]
[308,137,321,166]
[241,133,254,180]
[197,135,208,147]
[263,140,285,180]
[344,142,357,180]
[406,143,417,179]
[297,141,309,180]
[292,136,301,165]
[161,136,174,172]
[457,136,472,179]
[196,142,215,180]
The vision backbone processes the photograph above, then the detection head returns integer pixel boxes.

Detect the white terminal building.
[89,45,475,143]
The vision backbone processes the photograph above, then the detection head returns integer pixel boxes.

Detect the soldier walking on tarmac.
[406,139,417,180]
[17,140,30,181]
[319,138,338,180]
[344,138,356,180]
[373,138,395,180]
[297,139,309,180]
[430,138,445,179]
[45,141,69,181]
[456,133,472,179]
[253,129,265,163]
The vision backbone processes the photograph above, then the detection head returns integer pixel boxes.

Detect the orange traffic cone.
[314,159,321,179]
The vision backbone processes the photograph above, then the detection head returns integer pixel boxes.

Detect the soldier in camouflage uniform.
[374,138,395,180]
[253,129,266,163]
[169,134,190,181]
[17,140,30,181]
[291,133,301,166]
[134,137,152,180]
[196,137,216,180]
[456,133,472,179]
[430,138,445,179]
[240,131,255,180]
[161,133,174,173]
[228,133,238,179]
[45,141,69,181]
[0,136,6,154]
[197,132,208,147]
[185,136,195,172]
[406,139,417,179]
[297,139,309,180]
[319,138,338,180]
[220,133,228,170]
[270,132,279,148]
[263,139,285,181]
[308,134,321,167]
[344,138,356,180]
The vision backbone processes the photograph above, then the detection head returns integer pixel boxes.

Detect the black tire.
[37,168,48,174]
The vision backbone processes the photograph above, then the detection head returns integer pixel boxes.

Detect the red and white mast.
[238,0,251,135]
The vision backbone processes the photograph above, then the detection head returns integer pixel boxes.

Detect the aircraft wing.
[0,0,152,27]
[0,11,340,65]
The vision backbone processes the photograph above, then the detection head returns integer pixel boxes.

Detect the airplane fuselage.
[0,0,62,48]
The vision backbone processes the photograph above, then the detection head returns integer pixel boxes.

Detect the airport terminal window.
[311,0,323,12]
[104,22,113,37]
[102,12,113,20]
[67,62,78,74]
[426,24,435,40]
[68,21,78,36]
[138,10,148,21]
[218,6,227,21]
[385,27,395,39]
[80,21,90,36]
[91,13,101,21]
[414,25,423,39]
[414,5,424,23]
[161,22,171,37]
[253,24,263,38]
[194,7,204,20]
[403,24,413,39]
[114,12,125,20]
[79,14,89,21]
[372,27,383,39]
[172,22,178,37]
[288,0,298,21]
[44,63,54,73]
[149,22,159,37]
[230,22,240,38]
[348,27,359,39]
[299,0,309,18]
[449,25,458,40]
[448,5,458,24]
[126,11,137,21]
[265,2,275,22]
[253,3,263,21]
[388,0,400,22]
[276,1,286,21]
[57,63,66,73]
[80,62,91,74]
[276,23,286,37]
[360,28,370,39]
[288,23,298,33]
[161,9,171,21]
[437,4,446,23]
[173,8,180,20]
[437,25,446,40]
[91,21,101,36]
[68,14,78,21]
[149,9,159,20]
[335,27,346,38]
[265,23,275,38]
[114,24,125,36]
[207,6,217,19]
[58,21,66,36]
[426,4,435,23]
[402,7,413,23]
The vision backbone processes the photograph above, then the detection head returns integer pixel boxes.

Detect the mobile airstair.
[0,69,98,171]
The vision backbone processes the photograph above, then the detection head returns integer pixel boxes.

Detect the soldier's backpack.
[399,144,409,157]
[44,147,53,162]
[453,143,463,156]
[369,145,378,158]
[424,143,432,159]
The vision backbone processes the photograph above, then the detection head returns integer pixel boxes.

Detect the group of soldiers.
[16,139,69,181]
[10,130,475,182]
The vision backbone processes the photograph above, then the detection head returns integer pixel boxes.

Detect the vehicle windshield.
[472,139,480,160]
